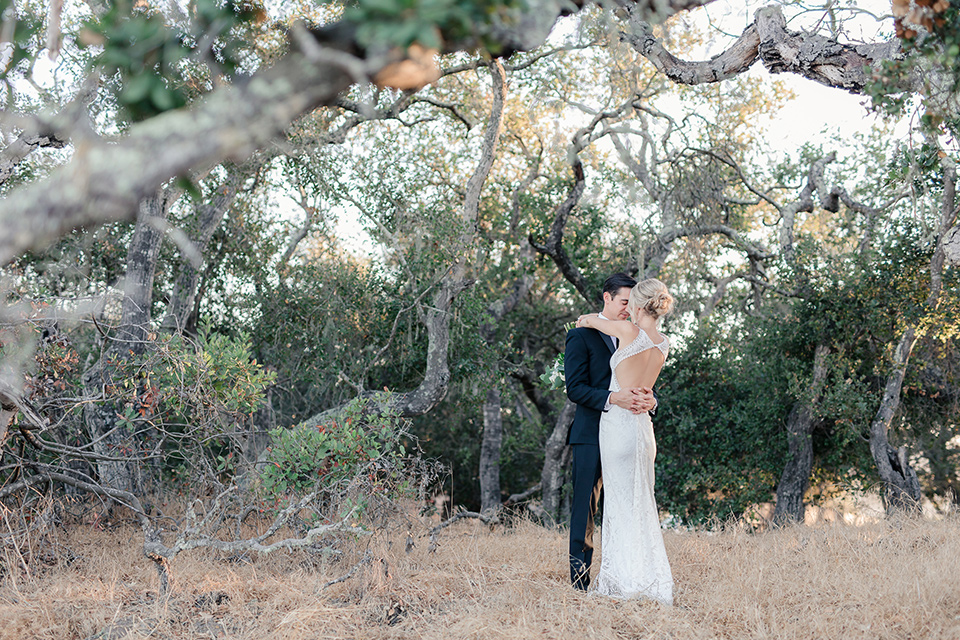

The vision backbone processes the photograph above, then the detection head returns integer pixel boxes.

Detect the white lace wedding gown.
[592,331,673,605]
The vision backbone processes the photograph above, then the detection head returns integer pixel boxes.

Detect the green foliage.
[900,328,960,501]
[79,0,262,120]
[259,394,412,514]
[652,220,945,525]
[539,353,564,390]
[0,315,279,494]
[93,327,276,486]
[865,0,960,136]
[888,142,949,193]
[343,0,523,52]
[250,256,423,421]
[147,326,277,425]
[83,2,188,118]
[654,321,794,524]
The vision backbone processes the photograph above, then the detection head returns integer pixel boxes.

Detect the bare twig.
[320,551,372,590]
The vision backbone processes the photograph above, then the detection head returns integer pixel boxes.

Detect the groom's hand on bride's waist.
[637,387,658,414]
[609,388,656,414]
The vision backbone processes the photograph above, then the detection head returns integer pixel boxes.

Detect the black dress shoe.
[570,558,590,590]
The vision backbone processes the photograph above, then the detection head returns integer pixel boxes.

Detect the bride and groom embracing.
[565,273,674,605]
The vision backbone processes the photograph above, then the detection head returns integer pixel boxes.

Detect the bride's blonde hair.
[628,278,674,321]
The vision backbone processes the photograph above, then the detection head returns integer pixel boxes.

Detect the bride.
[575,278,674,605]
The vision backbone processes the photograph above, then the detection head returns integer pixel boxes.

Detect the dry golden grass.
[2,512,959,639]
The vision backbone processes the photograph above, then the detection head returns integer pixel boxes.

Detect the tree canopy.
[0,0,958,581]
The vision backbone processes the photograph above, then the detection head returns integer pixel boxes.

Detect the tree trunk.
[82,190,174,494]
[945,224,960,266]
[868,165,956,514]
[540,399,575,523]
[475,265,536,515]
[868,327,923,512]
[302,61,506,427]
[773,343,830,524]
[161,162,261,333]
[479,386,504,515]
[476,272,537,516]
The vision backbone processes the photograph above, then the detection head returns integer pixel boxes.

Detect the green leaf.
[120,73,155,103]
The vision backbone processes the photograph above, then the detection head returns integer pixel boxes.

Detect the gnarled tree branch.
[624,5,908,95]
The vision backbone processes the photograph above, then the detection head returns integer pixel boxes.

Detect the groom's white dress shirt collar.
[597,312,617,348]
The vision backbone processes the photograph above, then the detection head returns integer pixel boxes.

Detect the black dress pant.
[569,442,602,589]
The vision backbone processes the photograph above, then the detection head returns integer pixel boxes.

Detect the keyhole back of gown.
[609,330,670,392]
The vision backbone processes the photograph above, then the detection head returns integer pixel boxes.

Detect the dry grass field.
[2,510,959,640]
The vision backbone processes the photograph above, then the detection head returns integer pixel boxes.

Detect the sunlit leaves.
[78,0,264,120]
[869,0,960,135]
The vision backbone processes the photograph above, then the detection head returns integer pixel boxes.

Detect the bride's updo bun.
[628,278,674,320]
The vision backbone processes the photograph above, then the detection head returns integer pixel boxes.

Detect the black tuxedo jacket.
[564,327,616,446]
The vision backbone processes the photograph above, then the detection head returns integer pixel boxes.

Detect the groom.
[565,272,657,590]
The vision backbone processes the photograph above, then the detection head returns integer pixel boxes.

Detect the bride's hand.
[576,314,596,328]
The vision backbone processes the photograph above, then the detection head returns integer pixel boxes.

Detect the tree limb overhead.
[623,5,908,94]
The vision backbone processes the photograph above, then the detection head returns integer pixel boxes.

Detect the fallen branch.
[504,483,542,505]
[13,466,371,596]
[427,510,496,536]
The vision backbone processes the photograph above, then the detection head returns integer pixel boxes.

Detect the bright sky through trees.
[680,0,900,148]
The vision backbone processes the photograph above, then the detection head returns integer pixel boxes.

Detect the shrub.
[260,394,435,522]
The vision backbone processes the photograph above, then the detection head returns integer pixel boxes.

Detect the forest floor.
[1,509,958,640]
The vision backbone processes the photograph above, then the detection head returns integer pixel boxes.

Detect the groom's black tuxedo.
[564,326,616,590]
[566,327,617,445]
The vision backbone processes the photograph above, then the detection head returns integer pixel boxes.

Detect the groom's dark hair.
[601,273,637,302]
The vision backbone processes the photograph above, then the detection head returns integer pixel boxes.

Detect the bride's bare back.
[613,328,667,390]
[575,313,667,391]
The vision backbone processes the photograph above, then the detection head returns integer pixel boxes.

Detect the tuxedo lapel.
[594,313,616,354]
[600,332,616,354]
